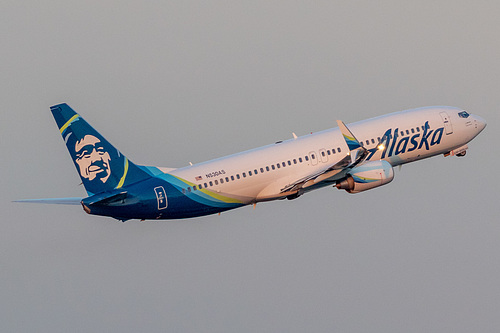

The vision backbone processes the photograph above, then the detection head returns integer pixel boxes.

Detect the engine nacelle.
[336,160,394,194]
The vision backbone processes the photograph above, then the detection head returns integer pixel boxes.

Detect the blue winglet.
[336,120,362,151]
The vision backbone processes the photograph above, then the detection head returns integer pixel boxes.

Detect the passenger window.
[220,178,224,184]
[293,159,297,164]
[209,181,213,186]
[266,166,270,171]
[204,183,208,188]
[199,185,203,190]
[305,156,309,161]
[187,187,191,192]
[271,165,275,170]
[337,147,341,153]
[193,186,197,191]
[182,189,186,194]
[226,177,229,182]
[299,157,303,162]
[366,140,369,145]
[231,176,234,181]
[360,142,364,147]
[400,131,404,136]
[288,160,291,166]
[242,173,246,178]
[411,128,415,134]
[236,174,240,179]
[214,180,218,185]
[260,168,264,173]
[282,162,286,167]
[249,171,252,176]
[311,154,315,159]
[321,151,325,157]
[416,127,420,132]
[254,169,258,174]
[277,164,281,169]
[406,130,409,135]
[371,138,375,144]
[327,150,331,155]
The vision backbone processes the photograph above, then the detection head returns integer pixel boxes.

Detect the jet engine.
[336,160,394,194]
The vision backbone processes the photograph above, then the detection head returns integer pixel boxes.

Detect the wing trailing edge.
[280,120,370,193]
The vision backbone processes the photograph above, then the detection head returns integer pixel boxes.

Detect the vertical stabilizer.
[50,103,151,196]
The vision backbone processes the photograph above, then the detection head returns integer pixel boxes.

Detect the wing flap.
[280,120,370,193]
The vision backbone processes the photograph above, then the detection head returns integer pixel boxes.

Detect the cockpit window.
[458,111,470,118]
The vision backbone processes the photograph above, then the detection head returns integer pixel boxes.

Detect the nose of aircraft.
[474,115,487,132]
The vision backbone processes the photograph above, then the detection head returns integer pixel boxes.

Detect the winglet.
[336,120,362,150]
[336,120,368,165]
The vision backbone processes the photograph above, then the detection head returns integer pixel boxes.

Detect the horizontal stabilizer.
[14,198,83,205]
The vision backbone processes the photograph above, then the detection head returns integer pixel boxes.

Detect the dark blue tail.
[50,103,151,196]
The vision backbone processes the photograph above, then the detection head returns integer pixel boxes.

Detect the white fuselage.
[169,106,485,204]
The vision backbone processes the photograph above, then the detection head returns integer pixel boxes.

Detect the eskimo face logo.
[74,135,111,183]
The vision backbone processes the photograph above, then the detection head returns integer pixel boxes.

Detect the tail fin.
[50,103,151,196]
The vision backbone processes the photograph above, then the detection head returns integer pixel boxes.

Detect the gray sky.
[1,1,499,332]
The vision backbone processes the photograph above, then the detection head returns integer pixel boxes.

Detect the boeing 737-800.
[18,104,486,221]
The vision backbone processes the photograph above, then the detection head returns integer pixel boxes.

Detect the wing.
[280,120,369,193]
[14,198,83,205]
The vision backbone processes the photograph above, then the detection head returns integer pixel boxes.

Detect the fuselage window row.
[185,147,344,192]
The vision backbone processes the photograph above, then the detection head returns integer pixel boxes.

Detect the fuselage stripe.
[169,174,243,204]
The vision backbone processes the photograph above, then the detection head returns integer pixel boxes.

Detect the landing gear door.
[440,112,453,135]
[154,186,168,210]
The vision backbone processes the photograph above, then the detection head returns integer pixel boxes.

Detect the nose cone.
[474,115,487,133]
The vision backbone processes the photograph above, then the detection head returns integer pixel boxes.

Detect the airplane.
[17,103,486,221]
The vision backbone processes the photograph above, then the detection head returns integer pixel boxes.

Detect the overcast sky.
[1,1,499,332]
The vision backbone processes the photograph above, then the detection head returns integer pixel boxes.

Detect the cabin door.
[439,112,453,135]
